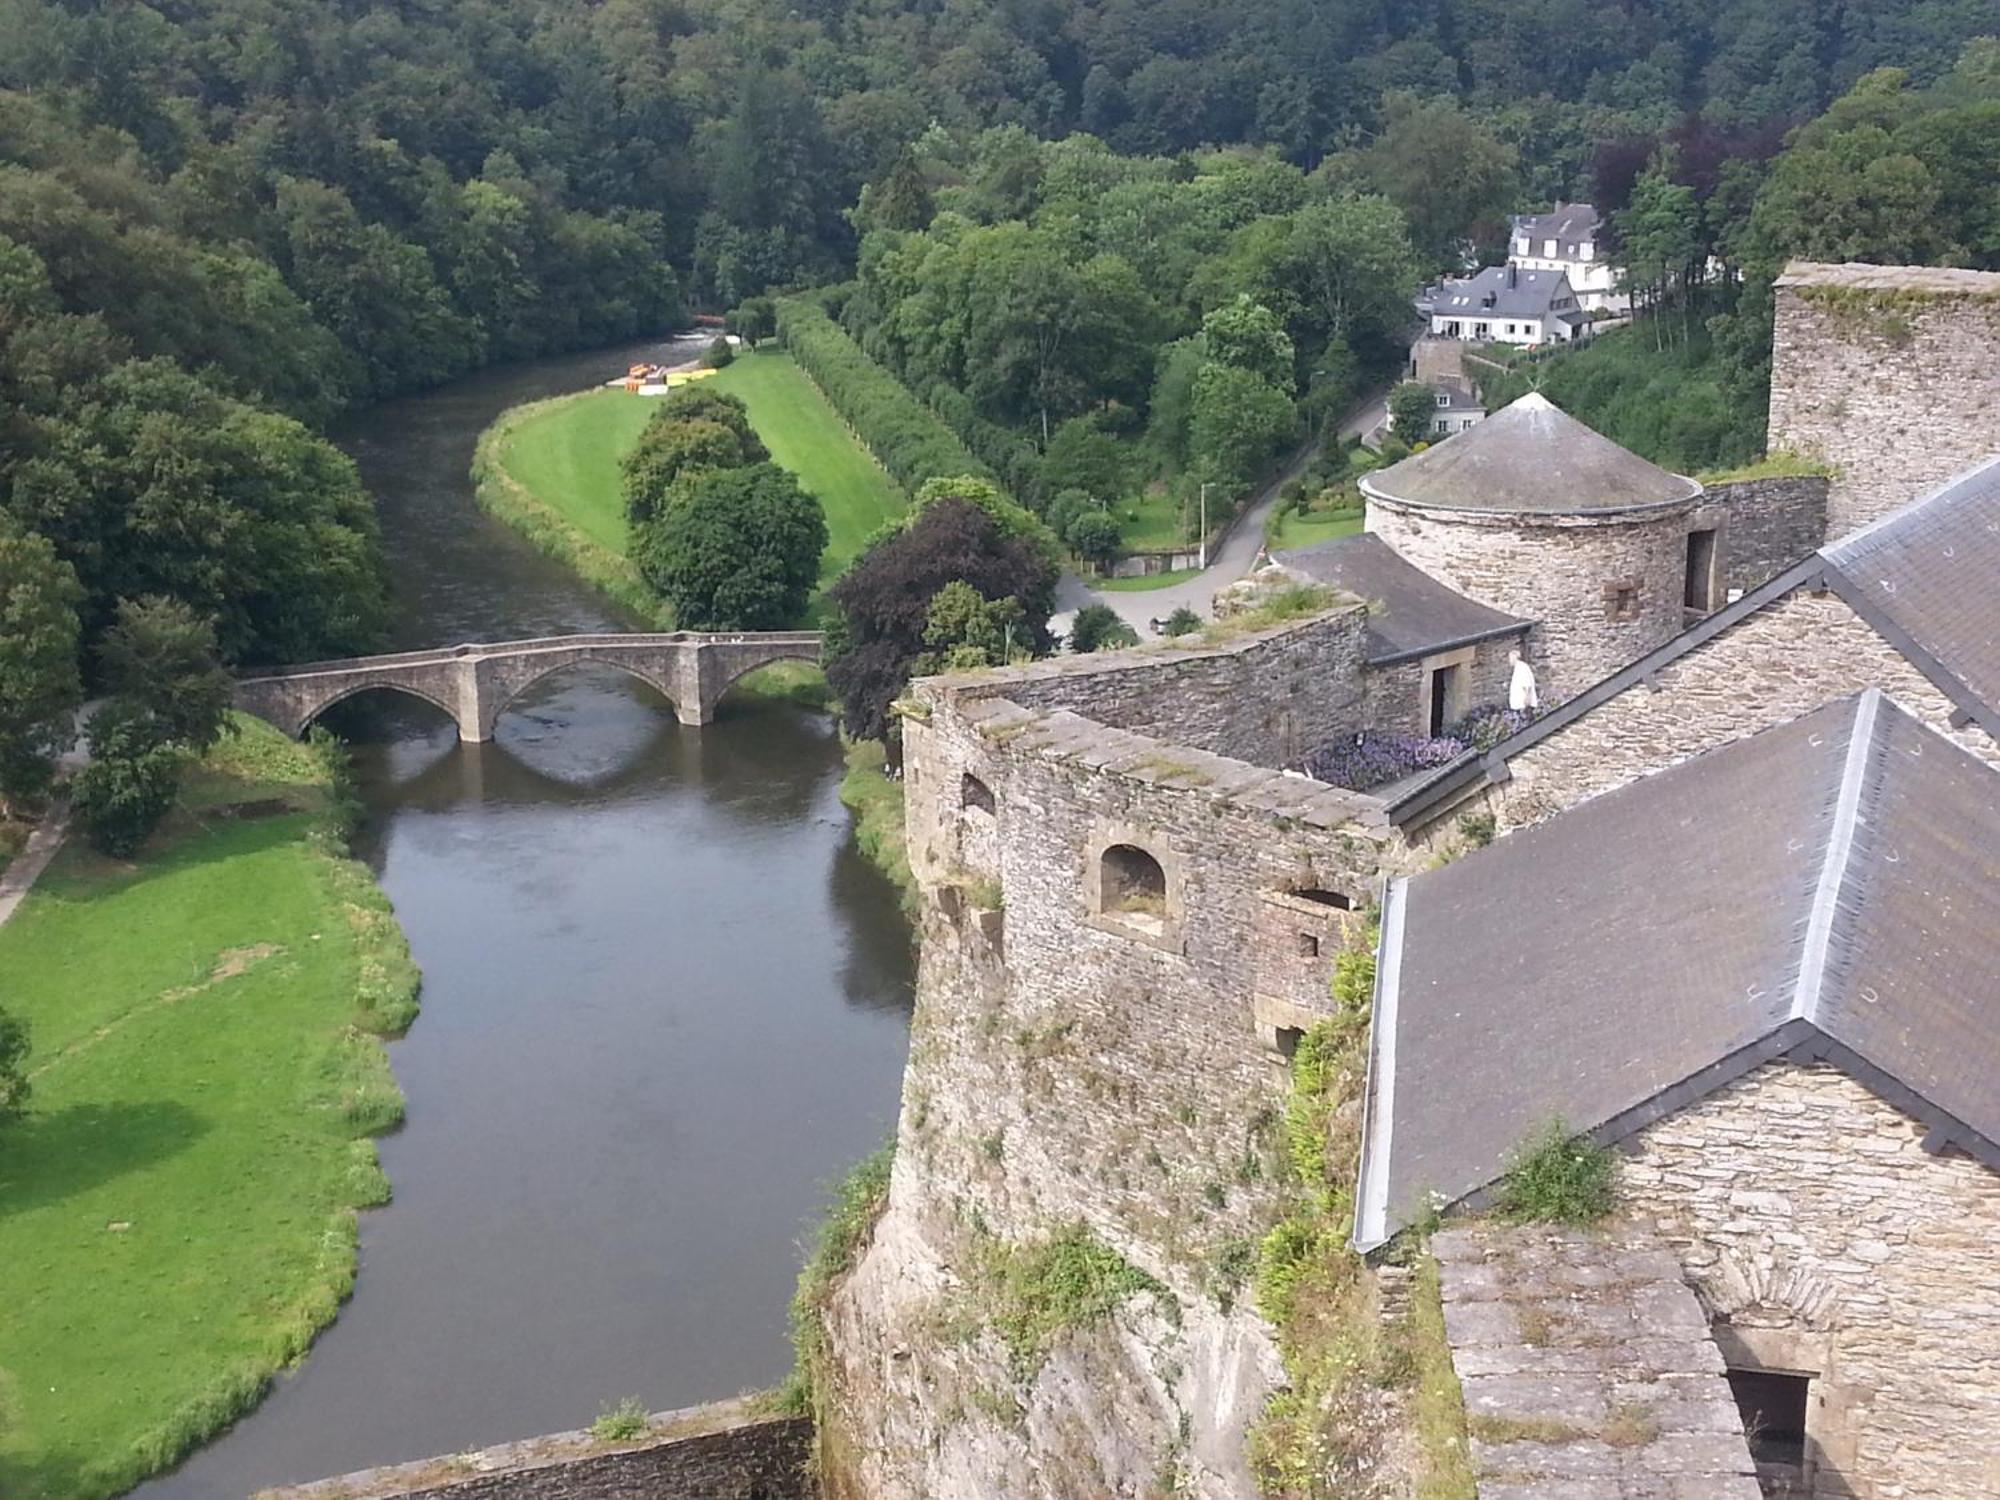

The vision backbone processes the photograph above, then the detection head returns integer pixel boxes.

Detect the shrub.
[1069,603,1138,654]
[71,702,185,857]
[699,336,733,369]
[589,1397,651,1442]
[774,297,1000,497]
[1065,508,1123,570]
[1297,706,1533,791]
[1497,1120,1615,1225]
[0,1007,28,1125]
[1162,606,1202,637]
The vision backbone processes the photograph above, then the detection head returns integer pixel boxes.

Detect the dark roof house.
[1417,265,1585,328]
[1385,453,2000,828]
[1354,689,2000,1251]
[1273,533,1528,665]
[1511,202,1602,258]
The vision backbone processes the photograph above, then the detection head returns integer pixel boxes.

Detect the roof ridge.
[1792,689,1886,1022]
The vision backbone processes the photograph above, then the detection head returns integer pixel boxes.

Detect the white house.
[1415,265,1588,346]
[1426,376,1484,436]
[1509,202,1627,314]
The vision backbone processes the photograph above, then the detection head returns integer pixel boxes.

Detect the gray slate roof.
[1421,265,1574,321]
[1823,454,2000,725]
[1275,533,1529,665]
[1360,393,1704,516]
[1513,202,1601,255]
[1384,454,2000,828]
[1355,690,2000,1251]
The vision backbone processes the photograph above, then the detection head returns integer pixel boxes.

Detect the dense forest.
[0,0,1995,800]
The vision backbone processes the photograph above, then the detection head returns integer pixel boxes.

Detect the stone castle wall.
[259,1400,810,1500]
[1703,474,1830,595]
[1365,498,1694,704]
[1431,588,1998,840]
[823,629,1396,1499]
[1623,1062,2000,1499]
[1768,262,2000,539]
[1360,632,1520,738]
[983,605,1371,769]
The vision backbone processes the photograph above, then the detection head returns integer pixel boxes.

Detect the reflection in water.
[135,346,914,1498]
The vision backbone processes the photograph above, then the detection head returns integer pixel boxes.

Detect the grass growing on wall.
[0,716,419,1500]
[782,1142,896,1418]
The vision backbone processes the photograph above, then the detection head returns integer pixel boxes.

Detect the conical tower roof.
[1361,392,1701,515]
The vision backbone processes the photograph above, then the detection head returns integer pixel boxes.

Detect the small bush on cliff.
[1497,1120,1615,1225]
[975,1225,1166,1380]
[781,1142,895,1417]
[590,1397,651,1442]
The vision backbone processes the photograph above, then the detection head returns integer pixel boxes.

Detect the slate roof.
[1359,393,1704,516]
[1432,376,1483,414]
[1513,202,1602,256]
[1274,533,1529,665]
[1420,265,1575,322]
[1383,454,2000,828]
[1355,690,2000,1251]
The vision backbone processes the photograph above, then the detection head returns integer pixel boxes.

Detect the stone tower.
[1768,260,2000,541]
[1360,392,1704,703]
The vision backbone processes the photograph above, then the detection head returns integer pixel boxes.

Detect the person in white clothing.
[1507,649,1540,713]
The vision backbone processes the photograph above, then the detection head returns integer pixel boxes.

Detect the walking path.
[0,801,69,928]
[1081,386,1391,631]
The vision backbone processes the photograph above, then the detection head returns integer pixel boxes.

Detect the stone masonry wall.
[984,605,1371,769]
[1623,1062,2000,1499]
[822,679,1394,1499]
[1768,264,2000,539]
[1362,633,1521,739]
[1705,475,1831,595]
[1366,499,1694,705]
[259,1400,811,1500]
[1448,588,1998,838]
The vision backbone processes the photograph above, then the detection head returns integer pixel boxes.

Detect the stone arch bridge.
[233,632,822,742]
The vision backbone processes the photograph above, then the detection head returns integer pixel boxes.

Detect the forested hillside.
[0,0,1991,698]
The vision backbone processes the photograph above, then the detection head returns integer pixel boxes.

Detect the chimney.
[1508,265,1518,289]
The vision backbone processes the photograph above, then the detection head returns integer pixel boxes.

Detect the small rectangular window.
[1684,528,1718,612]
[1295,932,1320,958]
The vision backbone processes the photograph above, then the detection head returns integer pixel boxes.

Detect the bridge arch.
[713,647,826,706]
[300,680,464,739]
[479,655,685,739]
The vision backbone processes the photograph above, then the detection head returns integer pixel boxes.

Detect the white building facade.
[1509,202,1627,315]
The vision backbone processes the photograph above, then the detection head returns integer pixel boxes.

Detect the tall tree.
[97,597,233,753]
[0,521,82,810]
[633,463,826,630]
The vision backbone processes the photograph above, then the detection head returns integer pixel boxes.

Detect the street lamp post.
[1199,483,1210,569]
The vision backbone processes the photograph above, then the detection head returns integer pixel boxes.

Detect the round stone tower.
[1360,392,1703,702]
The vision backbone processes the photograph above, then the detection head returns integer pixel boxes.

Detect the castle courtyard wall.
[1701,474,1831,597]
[1767,263,2000,540]
[1623,1062,2000,1499]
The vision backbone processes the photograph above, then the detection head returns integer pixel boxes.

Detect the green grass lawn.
[492,351,904,588]
[0,719,417,1500]
[706,353,906,583]
[1266,505,1365,552]
[1097,567,1199,593]
[1112,491,1188,551]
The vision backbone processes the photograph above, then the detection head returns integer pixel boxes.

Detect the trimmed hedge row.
[774,296,1004,498]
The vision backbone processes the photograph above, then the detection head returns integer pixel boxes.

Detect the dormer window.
[1544,238,1557,256]
[1434,392,1449,407]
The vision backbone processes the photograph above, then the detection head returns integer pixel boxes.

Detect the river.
[138,338,916,1497]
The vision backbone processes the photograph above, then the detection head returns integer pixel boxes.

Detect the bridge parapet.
[234,632,824,741]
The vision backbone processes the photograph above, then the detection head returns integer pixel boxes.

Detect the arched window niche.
[1087,832,1180,951]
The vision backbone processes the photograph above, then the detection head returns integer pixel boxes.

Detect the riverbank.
[470,349,903,623]
[0,717,418,1500]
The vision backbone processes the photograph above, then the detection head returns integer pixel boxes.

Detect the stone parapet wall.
[1768,262,2000,539]
[257,1399,811,1500]
[1432,1222,1758,1498]
[1703,474,1831,595]
[1459,589,1997,838]
[935,604,1371,769]
[1365,500,1693,705]
[1623,1062,2000,1499]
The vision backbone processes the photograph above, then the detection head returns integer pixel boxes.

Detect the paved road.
[1072,387,1390,633]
